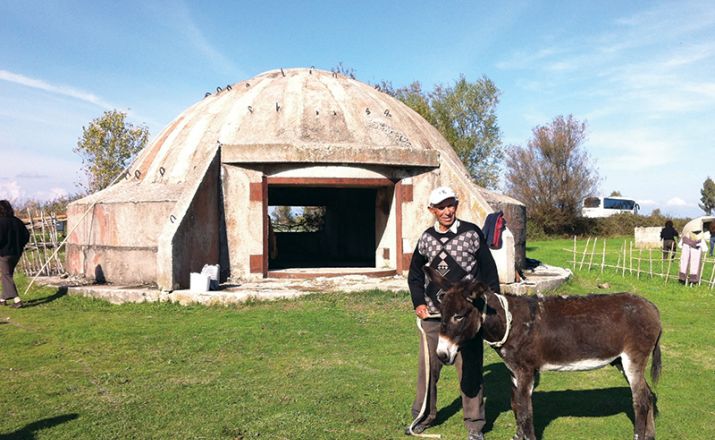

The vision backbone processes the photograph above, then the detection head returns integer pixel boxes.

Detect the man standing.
[406,186,500,440]
[0,200,30,308]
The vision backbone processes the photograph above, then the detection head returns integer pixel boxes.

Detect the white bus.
[581,196,640,218]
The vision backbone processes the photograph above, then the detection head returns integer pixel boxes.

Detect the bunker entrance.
[268,186,377,270]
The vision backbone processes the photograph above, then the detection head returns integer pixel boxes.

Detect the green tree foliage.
[74,110,149,193]
[271,206,295,229]
[505,114,599,235]
[270,206,325,232]
[699,177,715,215]
[379,76,503,189]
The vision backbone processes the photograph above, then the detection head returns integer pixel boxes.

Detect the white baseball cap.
[428,186,458,206]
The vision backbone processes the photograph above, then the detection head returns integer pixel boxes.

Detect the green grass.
[1,238,713,439]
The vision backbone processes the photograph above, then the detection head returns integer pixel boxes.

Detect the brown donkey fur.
[427,267,662,440]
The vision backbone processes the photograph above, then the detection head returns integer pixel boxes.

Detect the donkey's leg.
[644,381,657,440]
[510,370,536,440]
[621,353,650,440]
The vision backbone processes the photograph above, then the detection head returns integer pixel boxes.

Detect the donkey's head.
[424,266,491,365]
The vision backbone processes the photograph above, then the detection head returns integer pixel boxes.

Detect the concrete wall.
[66,200,174,284]
[222,164,264,281]
[167,155,222,287]
[635,227,662,249]
[375,185,396,269]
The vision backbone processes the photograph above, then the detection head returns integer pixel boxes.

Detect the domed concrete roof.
[135,68,462,183]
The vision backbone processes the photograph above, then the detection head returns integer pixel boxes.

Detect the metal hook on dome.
[332,71,338,78]
[159,167,165,177]
[248,105,253,113]
[384,109,391,117]
[204,92,211,98]
[281,68,285,77]
[315,109,319,115]
[170,215,176,224]
[246,82,250,88]
[365,108,371,115]
[134,170,141,179]
[226,84,232,91]
[124,171,130,180]
[310,65,315,74]
[276,102,281,112]
[216,86,223,93]
[333,110,337,116]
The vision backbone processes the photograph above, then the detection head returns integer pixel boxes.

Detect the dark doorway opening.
[268,186,376,269]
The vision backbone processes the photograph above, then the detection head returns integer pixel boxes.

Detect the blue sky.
[1,0,713,218]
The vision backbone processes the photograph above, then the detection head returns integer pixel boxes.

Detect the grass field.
[1,238,713,439]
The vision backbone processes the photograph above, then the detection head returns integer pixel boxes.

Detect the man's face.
[429,198,458,230]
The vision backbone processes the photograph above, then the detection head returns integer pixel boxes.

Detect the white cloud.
[0,180,71,204]
[0,70,114,109]
[0,180,25,202]
[666,197,690,207]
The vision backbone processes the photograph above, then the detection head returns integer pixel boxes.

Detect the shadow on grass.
[476,363,634,439]
[23,287,68,308]
[0,413,78,439]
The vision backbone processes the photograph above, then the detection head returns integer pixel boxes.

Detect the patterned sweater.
[408,219,500,316]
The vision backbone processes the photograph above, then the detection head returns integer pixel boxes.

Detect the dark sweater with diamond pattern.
[408,219,500,316]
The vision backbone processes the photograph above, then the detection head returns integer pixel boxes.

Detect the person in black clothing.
[660,220,679,260]
[405,186,499,440]
[0,200,30,308]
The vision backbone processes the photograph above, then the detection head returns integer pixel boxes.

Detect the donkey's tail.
[651,330,662,385]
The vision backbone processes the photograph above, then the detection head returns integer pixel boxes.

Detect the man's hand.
[415,304,430,320]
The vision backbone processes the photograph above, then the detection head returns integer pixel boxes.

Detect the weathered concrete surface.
[222,144,440,167]
[44,264,570,306]
[635,227,662,249]
[67,68,525,289]
[501,264,573,295]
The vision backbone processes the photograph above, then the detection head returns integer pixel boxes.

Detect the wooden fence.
[19,210,66,277]
[568,236,715,289]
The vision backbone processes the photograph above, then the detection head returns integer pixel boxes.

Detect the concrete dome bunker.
[66,68,522,290]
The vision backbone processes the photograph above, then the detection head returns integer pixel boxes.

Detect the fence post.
[601,240,606,273]
[629,241,634,275]
[637,249,642,279]
[622,240,627,277]
[579,237,591,270]
[587,237,597,271]
[573,236,577,269]
[648,248,653,278]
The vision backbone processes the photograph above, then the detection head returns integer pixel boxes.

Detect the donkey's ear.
[464,281,489,303]
[423,266,452,290]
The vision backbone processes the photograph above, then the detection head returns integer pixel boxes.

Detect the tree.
[699,177,715,215]
[74,110,149,193]
[381,76,503,189]
[609,190,622,197]
[504,115,599,235]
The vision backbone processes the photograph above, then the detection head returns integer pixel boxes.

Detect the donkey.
[426,267,662,440]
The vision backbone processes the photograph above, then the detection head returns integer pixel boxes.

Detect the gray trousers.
[0,255,20,300]
[411,318,485,432]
